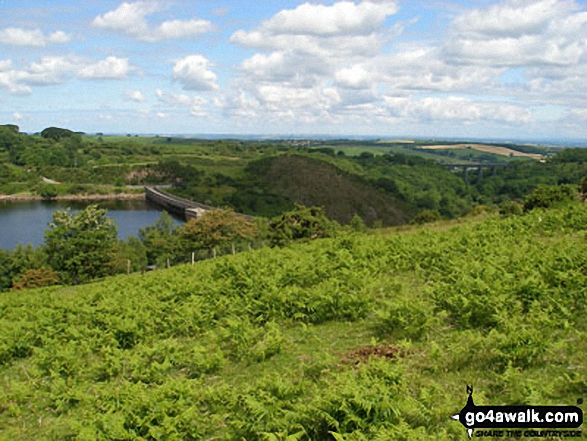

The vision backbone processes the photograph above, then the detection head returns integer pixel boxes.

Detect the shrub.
[499,200,523,216]
[11,267,60,290]
[38,185,58,199]
[268,204,339,247]
[522,184,578,211]
[410,209,441,225]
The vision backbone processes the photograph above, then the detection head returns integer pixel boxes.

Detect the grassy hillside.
[1,203,586,440]
[239,155,412,226]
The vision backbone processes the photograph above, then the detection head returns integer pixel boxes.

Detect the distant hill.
[244,155,412,226]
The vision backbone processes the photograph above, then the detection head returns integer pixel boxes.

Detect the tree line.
[0,203,344,292]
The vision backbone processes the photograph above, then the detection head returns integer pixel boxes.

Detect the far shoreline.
[0,193,146,202]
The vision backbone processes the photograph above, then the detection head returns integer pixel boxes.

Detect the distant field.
[418,143,544,159]
[324,144,500,164]
[375,139,415,144]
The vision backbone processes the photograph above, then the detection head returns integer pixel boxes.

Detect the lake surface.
[0,199,183,249]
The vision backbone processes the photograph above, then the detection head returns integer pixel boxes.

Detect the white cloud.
[13,112,23,121]
[156,19,213,40]
[222,0,587,133]
[93,1,213,42]
[383,96,533,124]
[0,56,133,94]
[453,0,563,37]
[156,112,168,118]
[569,107,587,122]
[79,57,131,79]
[155,88,208,117]
[172,55,219,91]
[0,28,71,46]
[228,0,402,122]
[444,0,587,67]
[126,90,145,102]
[22,56,76,85]
[334,65,372,89]
[0,60,12,71]
[263,1,398,36]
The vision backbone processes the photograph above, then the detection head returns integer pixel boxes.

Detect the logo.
[451,386,583,439]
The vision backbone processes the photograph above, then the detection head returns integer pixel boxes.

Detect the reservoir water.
[0,199,183,249]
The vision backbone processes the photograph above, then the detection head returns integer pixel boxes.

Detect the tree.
[350,214,367,233]
[522,184,578,212]
[0,245,49,291]
[179,208,257,257]
[268,204,338,247]
[0,125,19,151]
[45,205,118,284]
[40,126,75,141]
[0,124,19,133]
[113,236,148,274]
[138,211,181,266]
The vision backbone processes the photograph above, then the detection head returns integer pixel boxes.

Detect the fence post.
[191,252,195,265]
[231,243,236,255]
[167,258,170,269]
[126,259,131,275]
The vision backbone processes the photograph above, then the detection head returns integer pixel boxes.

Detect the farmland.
[417,143,544,160]
[1,202,586,439]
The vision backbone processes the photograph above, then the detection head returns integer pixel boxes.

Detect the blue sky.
[1,0,587,141]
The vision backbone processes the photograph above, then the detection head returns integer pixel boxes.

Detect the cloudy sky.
[1,0,587,140]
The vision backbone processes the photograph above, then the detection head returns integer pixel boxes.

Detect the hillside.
[1,204,586,440]
[241,155,412,226]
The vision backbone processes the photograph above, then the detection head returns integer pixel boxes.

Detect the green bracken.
[1,203,586,439]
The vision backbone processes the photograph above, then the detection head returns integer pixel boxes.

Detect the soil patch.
[343,343,401,365]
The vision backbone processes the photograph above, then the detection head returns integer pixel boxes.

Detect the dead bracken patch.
[343,344,400,365]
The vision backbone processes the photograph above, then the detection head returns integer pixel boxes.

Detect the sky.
[1,0,587,141]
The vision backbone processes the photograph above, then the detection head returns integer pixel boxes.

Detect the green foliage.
[114,236,148,273]
[179,208,257,255]
[44,205,118,284]
[138,211,182,266]
[268,204,339,247]
[499,200,523,216]
[548,147,587,163]
[1,205,587,439]
[40,126,76,141]
[0,123,19,133]
[0,125,19,152]
[11,267,60,290]
[0,244,48,292]
[38,184,59,199]
[410,209,441,224]
[522,184,578,211]
[349,214,367,233]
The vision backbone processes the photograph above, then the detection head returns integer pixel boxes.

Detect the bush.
[11,267,60,290]
[499,200,523,216]
[350,214,368,233]
[38,185,58,199]
[268,204,339,247]
[523,184,578,211]
[410,209,441,225]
